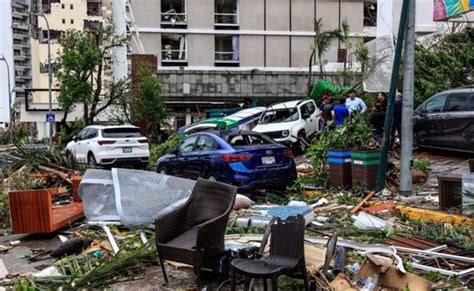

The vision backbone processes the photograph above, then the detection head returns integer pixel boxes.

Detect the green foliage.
[0,189,10,228]
[312,18,346,78]
[131,62,167,143]
[355,41,370,76]
[59,120,84,144]
[0,124,37,144]
[413,157,431,174]
[412,27,473,106]
[148,134,181,170]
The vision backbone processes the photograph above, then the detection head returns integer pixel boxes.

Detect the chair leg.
[271,275,278,291]
[263,278,268,291]
[230,267,237,291]
[158,255,168,285]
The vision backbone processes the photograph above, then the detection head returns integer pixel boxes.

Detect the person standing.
[370,103,386,141]
[346,90,367,114]
[319,96,334,129]
[332,97,351,128]
[375,92,388,111]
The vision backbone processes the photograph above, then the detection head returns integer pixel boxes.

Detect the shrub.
[414,157,430,174]
[148,133,181,170]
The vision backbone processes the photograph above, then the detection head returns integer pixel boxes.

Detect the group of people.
[318,90,403,143]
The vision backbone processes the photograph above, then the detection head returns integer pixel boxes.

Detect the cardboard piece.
[329,273,357,291]
[357,254,431,291]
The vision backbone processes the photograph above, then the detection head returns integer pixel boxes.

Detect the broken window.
[161,0,186,27]
[215,0,239,28]
[215,35,239,66]
[364,2,377,27]
[161,34,187,66]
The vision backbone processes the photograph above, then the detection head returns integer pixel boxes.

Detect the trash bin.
[351,150,380,190]
[328,149,352,189]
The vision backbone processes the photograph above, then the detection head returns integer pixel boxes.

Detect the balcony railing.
[214,13,238,26]
[215,51,239,63]
[162,49,187,62]
[161,12,187,26]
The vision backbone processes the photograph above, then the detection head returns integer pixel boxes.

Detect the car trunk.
[232,145,291,169]
[101,128,147,155]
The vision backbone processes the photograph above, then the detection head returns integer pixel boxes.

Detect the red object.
[138,139,148,144]
[97,140,116,145]
[284,150,294,158]
[362,201,396,214]
[221,154,252,162]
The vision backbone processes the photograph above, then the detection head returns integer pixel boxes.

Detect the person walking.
[332,97,350,128]
[346,90,367,114]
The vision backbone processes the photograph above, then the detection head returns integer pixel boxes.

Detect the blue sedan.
[156,131,297,190]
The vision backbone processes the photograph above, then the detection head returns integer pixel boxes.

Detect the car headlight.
[281,130,289,137]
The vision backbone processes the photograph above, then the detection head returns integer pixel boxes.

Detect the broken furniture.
[230,215,309,291]
[437,174,462,210]
[9,187,83,234]
[234,205,314,227]
[155,178,237,286]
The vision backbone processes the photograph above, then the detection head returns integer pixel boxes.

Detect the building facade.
[130,0,445,129]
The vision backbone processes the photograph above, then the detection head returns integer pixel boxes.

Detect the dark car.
[414,87,474,153]
[156,131,297,190]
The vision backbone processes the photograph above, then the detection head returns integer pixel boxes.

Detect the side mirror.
[73,136,77,142]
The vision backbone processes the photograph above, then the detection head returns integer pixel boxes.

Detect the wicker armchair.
[230,215,308,291]
[155,178,237,285]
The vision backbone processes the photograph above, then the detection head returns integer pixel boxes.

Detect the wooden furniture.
[9,188,83,234]
[231,215,309,291]
[437,174,462,210]
[155,178,237,286]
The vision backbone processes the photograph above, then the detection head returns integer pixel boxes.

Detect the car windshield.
[226,134,274,147]
[102,127,142,138]
[259,108,299,124]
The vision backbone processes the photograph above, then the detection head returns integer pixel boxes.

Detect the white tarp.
[363,35,395,93]
[78,168,196,227]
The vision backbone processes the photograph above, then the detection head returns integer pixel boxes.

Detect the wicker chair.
[154,178,237,285]
[230,215,309,291]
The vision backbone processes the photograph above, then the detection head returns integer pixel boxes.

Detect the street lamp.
[33,10,53,149]
[0,55,13,144]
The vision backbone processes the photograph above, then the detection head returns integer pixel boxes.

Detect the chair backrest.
[184,178,237,226]
[269,215,305,260]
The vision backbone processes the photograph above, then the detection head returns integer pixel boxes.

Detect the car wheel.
[207,172,218,182]
[158,167,167,175]
[87,152,97,166]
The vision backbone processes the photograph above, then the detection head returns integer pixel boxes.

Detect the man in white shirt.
[346,90,367,114]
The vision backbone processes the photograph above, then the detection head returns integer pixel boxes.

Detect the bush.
[148,133,181,170]
[414,157,430,174]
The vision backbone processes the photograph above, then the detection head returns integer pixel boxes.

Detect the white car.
[253,99,320,152]
[66,125,150,167]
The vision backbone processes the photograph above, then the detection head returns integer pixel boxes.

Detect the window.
[446,93,472,112]
[161,0,187,26]
[77,129,88,140]
[215,35,239,66]
[85,128,98,139]
[259,108,299,124]
[215,0,239,27]
[179,136,198,153]
[62,18,65,24]
[424,94,447,113]
[70,19,74,24]
[196,135,217,151]
[70,4,74,9]
[102,128,142,138]
[302,102,316,116]
[227,134,273,147]
[61,3,65,9]
[364,2,377,26]
[161,34,187,65]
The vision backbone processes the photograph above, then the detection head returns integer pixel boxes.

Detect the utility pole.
[0,55,13,144]
[375,0,410,192]
[400,0,416,196]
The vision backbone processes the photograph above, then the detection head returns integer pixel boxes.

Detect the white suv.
[253,100,320,152]
[66,125,150,167]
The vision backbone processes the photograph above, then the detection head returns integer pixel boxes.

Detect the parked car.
[178,107,266,137]
[253,99,320,153]
[156,131,297,190]
[66,125,150,167]
[414,86,474,154]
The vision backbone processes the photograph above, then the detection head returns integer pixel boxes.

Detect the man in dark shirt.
[370,103,386,140]
[319,96,335,128]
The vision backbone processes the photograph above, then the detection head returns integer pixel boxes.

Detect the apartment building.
[130,0,444,129]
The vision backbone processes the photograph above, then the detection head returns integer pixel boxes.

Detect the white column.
[112,0,128,81]
[0,2,14,123]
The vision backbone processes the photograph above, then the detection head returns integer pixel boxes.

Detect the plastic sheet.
[363,35,395,93]
[79,168,196,227]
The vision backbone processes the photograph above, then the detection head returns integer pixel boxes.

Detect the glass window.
[85,128,98,139]
[424,94,447,113]
[259,108,299,124]
[446,93,471,112]
[196,135,217,151]
[227,134,273,147]
[102,128,142,138]
[77,129,88,140]
[180,136,198,153]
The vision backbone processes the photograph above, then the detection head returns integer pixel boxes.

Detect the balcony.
[161,0,187,28]
[214,0,239,29]
[161,34,187,66]
[214,35,239,67]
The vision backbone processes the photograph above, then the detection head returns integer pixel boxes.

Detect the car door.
[413,94,448,146]
[300,101,318,135]
[175,135,198,178]
[193,134,219,179]
[442,92,474,150]
[73,128,89,162]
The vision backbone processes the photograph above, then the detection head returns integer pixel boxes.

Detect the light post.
[0,55,13,144]
[33,10,53,149]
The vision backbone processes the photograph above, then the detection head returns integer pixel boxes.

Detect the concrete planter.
[351,149,380,190]
[328,149,352,189]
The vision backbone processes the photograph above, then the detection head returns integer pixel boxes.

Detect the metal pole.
[0,56,12,144]
[375,0,410,191]
[400,0,416,196]
[40,14,53,149]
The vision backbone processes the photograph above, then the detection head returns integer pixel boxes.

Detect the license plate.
[122,147,132,153]
[262,156,275,165]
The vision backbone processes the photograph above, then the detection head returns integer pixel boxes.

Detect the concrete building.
[130,0,448,129]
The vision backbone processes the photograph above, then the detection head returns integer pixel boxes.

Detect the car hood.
[253,122,297,133]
